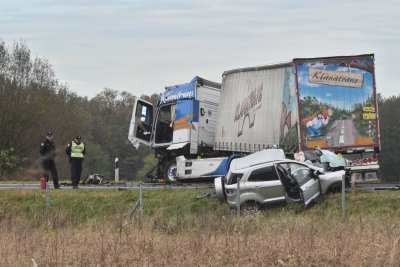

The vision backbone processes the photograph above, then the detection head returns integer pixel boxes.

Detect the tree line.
[0,40,157,181]
[0,40,399,182]
[377,94,400,182]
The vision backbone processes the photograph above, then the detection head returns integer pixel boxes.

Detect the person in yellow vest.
[65,135,86,189]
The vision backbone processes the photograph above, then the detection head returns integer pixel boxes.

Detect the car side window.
[227,173,243,185]
[288,163,304,173]
[248,166,279,182]
[276,163,302,174]
[291,168,313,186]
[276,162,312,186]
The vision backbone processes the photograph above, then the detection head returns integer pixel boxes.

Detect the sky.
[1,0,399,98]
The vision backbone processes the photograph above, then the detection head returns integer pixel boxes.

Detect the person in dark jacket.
[40,131,60,189]
[65,135,85,189]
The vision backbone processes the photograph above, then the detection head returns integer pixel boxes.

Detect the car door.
[290,164,321,207]
[244,165,286,204]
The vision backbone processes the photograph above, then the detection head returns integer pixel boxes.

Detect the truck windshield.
[155,104,175,144]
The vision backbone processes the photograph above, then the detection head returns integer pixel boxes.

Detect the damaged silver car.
[215,149,348,214]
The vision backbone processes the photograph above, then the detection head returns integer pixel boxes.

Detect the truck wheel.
[163,160,178,183]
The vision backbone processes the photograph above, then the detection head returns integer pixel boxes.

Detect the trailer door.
[128,99,153,148]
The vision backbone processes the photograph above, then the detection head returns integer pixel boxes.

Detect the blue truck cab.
[128,77,221,182]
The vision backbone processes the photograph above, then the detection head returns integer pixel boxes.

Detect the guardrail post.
[236,178,241,215]
[341,173,346,222]
[139,184,144,222]
[130,185,144,224]
[45,180,50,220]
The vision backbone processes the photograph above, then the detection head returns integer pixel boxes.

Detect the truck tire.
[163,159,178,183]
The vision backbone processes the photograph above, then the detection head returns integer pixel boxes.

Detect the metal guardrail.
[0,182,397,191]
[0,182,215,190]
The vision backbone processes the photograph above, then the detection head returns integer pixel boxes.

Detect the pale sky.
[1,0,399,98]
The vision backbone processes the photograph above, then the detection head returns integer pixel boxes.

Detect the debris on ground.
[85,174,104,185]
[196,192,217,199]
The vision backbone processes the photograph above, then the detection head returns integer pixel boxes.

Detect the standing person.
[66,135,85,189]
[40,131,60,189]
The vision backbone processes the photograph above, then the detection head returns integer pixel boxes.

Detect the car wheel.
[241,201,261,215]
[163,159,178,183]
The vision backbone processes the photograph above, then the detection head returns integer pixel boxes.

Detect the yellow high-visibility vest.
[71,141,84,158]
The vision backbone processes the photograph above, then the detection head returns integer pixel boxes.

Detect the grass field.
[0,188,399,266]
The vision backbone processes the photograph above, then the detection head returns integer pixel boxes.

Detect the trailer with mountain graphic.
[295,55,380,181]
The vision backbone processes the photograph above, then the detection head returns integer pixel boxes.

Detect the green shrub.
[0,148,20,179]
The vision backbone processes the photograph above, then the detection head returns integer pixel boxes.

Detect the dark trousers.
[70,158,83,187]
[42,160,60,188]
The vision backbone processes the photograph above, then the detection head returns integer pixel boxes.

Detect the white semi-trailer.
[177,54,380,183]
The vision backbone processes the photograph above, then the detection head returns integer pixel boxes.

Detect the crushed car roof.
[230,149,325,173]
[230,149,285,171]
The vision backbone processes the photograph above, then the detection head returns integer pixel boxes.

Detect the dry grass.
[1,216,399,266]
[0,189,399,266]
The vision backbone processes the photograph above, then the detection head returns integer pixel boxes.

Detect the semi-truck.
[129,54,380,183]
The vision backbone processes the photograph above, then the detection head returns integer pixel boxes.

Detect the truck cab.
[128,76,221,182]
